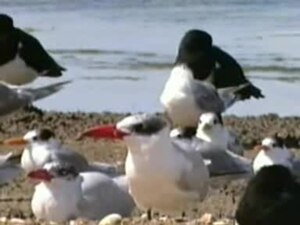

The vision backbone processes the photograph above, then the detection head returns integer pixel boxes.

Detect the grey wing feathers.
[172,141,209,198]
[49,149,89,172]
[87,162,120,177]
[21,80,71,101]
[0,153,22,185]
[227,130,244,155]
[196,142,251,176]
[0,83,29,116]
[78,172,135,219]
[217,83,250,109]
[192,81,225,114]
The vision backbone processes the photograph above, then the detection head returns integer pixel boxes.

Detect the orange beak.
[1,137,28,146]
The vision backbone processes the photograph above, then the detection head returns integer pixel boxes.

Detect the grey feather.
[173,138,251,177]
[0,152,22,185]
[78,172,135,220]
[18,80,71,101]
[217,83,249,109]
[191,81,225,114]
[227,130,244,156]
[0,80,71,116]
[46,147,120,176]
[172,140,209,198]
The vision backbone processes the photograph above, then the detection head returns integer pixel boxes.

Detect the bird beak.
[1,137,28,146]
[28,169,53,182]
[77,125,129,140]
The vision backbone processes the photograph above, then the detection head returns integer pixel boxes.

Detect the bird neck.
[167,64,194,90]
[30,139,60,150]
[40,176,82,195]
[126,128,173,157]
[196,126,227,148]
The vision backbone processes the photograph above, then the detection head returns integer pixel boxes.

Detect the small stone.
[9,218,27,224]
[199,213,215,225]
[0,217,8,223]
[140,213,148,220]
[99,213,122,225]
[213,218,234,225]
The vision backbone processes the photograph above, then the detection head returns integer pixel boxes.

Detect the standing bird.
[175,29,263,100]
[78,114,210,219]
[236,165,300,225]
[2,128,119,176]
[0,14,65,85]
[29,162,135,222]
[160,30,263,136]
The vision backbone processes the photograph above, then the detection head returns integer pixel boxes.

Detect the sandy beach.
[0,109,300,224]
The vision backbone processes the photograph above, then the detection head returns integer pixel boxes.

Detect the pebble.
[199,213,215,224]
[98,213,122,225]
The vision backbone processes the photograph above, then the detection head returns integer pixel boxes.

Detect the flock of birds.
[0,13,300,225]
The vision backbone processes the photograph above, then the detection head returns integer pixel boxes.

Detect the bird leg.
[146,208,152,220]
[23,104,44,116]
[175,211,187,222]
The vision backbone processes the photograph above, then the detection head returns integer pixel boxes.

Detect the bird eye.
[58,169,68,176]
[132,123,144,132]
[32,136,38,141]
[213,119,217,124]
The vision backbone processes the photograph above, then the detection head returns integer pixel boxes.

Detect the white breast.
[160,65,200,127]
[21,145,51,173]
[196,127,229,149]
[0,55,38,85]
[31,179,81,222]
[125,145,200,214]
[253,148,293,173]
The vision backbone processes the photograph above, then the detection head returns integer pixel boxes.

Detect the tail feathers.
[41,66,66,77]
[235,83,264,100]
[218,83,264,109]
[26,80,72,101]
[217,84,249,109]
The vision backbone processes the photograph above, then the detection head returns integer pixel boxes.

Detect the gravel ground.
[0,109,300,224]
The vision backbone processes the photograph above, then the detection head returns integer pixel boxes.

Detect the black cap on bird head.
[0,14,14,32]
[175,29,215,79]
[37,128,55,141]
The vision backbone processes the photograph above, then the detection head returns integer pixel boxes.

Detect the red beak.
[78,125,128,140]
[28,169,53,182]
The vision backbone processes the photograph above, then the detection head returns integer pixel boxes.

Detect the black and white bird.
[160,30,263,135]
[0,14,65,85]
[175,29,263,100]
[236,165,300,225]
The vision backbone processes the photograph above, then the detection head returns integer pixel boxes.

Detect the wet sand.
[0,109,300,224]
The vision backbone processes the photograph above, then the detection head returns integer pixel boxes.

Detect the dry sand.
[0,109,300,224]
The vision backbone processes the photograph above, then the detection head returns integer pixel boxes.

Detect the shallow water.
[1,0,300,116]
